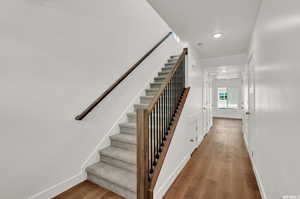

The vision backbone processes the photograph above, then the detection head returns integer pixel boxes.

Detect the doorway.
[242,53,256,151]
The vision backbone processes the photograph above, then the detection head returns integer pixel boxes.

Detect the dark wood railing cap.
[75,32,173,120]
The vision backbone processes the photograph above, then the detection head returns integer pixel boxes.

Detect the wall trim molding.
[243,134,268,199]
[154,154,191,199]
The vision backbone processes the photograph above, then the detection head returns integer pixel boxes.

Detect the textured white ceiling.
[147,0,261,58]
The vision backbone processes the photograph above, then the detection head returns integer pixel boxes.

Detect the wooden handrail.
[147,48,188,112]
[75,32,173,120]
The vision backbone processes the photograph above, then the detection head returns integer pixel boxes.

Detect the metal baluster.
[159,96,162,148]
[153,105,157,165]
[150,112,153,173]
[164,89,167,140]
[156,102,160,158]
[173,75,176,116]
[183,56,186,89]
[167,83,170,132]
[161,94,164,145]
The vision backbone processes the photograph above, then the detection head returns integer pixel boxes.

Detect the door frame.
[242,53,256,149]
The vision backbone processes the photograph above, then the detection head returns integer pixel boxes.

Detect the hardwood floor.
[163,118,261,199]
[54,118,261,199]
[53,181,124,199]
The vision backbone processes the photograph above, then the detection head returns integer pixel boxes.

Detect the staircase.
[86,55,180,199]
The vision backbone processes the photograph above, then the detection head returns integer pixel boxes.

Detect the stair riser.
[134,104,148,111]
[154,79,165,84]
[165,63,176,67]
[101,156,136,173]
[87,174,136,199]
[146,90,158,96]
[162,67,173,72]
[158,72,169,77]
[154,76,166,81]
[127,116,136,123]
[168,59,178,63]
[150,83,162,89]
[164,64,174,69]
[120,126,136,135]
[111,140,136,152]
[140,97,153,104]
[127,115,136,123]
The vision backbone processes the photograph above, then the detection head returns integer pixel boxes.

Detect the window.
[217,88,239,109]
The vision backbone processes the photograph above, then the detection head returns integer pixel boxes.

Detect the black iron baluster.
[164,89,166,140]
[150,111,153,173]
[173,76,176,116]
[153,105,157,165]
[167,83,170,132]
[183,56,186,89]
[161,94,164,146]
[155,102,160,158]
[159,96,162,151]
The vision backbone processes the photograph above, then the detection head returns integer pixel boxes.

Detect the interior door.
[208,78,213,128]
[242,64,249,141]
[202,76,213,134]
[243,54,256,149]
[247,54,256,149]
[203,79,209,134]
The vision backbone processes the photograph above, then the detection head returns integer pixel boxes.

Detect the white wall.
[0,0,183,198]
[212,78,242,119]
[247,0,300,198]
[154,44,204,199]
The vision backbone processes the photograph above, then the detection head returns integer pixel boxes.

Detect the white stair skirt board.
[85,55,180,199]
[154,154,191,199]
[243,134,268,199]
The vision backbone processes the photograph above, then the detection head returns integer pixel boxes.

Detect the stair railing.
[75,32,173,120]
[136,48,190,199]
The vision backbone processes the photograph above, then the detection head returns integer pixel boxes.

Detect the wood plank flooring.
[163,118,261,199]
[53,181,124,199]
[54,118,261,199]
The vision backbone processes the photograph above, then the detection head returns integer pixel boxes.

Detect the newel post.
[136,107,149,199]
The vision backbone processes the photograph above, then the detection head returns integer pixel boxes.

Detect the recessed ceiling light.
[213,33,224,39]
[197,42,204,46]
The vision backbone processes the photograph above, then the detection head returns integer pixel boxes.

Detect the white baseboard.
[28,172,86,199]
[251,159,268,199]
[243,134,268,199]
[154,154,191,199]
